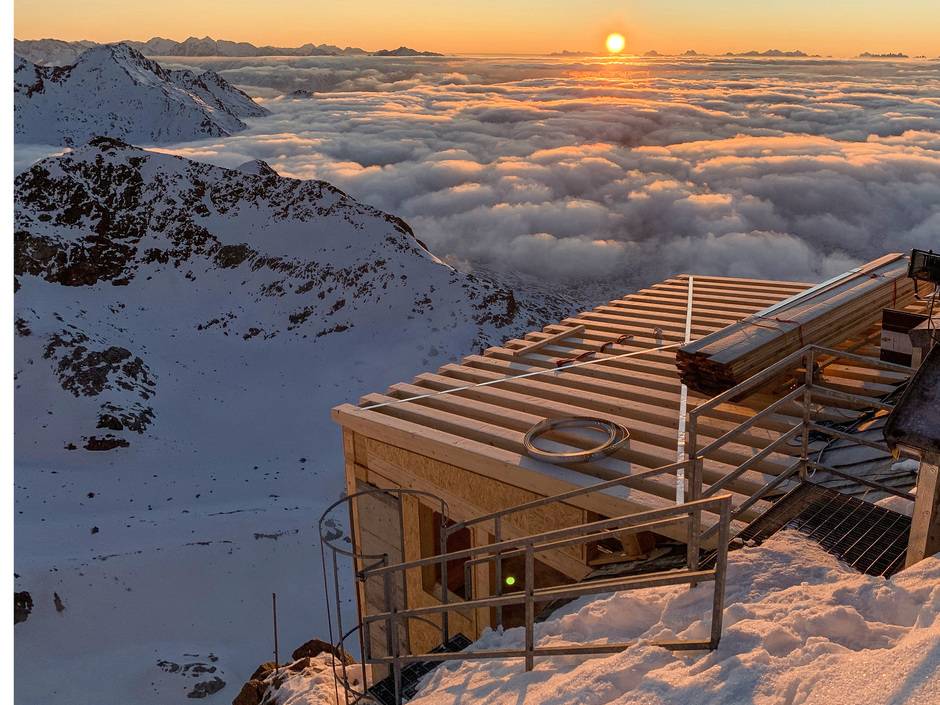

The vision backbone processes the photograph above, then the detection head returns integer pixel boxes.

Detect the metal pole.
[390,607,402,705]
[272,593,279,676]
[332,550,350,690]
[675,276,694,503]
[524,545,535,672]
[494,515,503,631]
[349,496,369,694]
[801,348,814,480]
[687,458,702,574]
[319,527,341,705]
[383,562,395,665]
[439,522,450,645]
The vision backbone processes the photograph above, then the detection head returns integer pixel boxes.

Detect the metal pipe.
[807,385,895,411]
[806,461,917,501]
[687,457,702,574]
[366,638,714,665]
[702,424,803,497]
[363,495,730,577]
[494,515,503,631]
[463,517,686,568]
[805,423,895,453]
[439,522,450,645]
[695,385,805,458]
[446,460,691,534]
[524,546,535,671]
[363,568,718,623]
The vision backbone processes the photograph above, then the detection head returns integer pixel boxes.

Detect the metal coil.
[523,416,630,464]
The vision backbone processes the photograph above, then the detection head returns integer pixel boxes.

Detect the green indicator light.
[504,576,516,586]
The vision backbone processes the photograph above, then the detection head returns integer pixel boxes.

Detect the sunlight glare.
[605,33,626,54]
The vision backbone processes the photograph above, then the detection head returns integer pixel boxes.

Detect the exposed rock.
[15,591,33,624]
[292,637,352,664]
[187,676,225,698]
[231,679,265,705]
[84,435,130,451]
[249,662,277,681]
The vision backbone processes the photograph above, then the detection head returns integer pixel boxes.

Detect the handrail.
[690,344,911,421]
[442,457,695,633]
[689,343,917,543]
[447,459,693,534]
[359,493,732,704]
[363,494,728,577]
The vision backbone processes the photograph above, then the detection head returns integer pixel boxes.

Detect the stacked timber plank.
[676,254,915,394]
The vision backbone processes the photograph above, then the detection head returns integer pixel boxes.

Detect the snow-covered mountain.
[14,43,268,145]
[14,138,570,704]
[14,36,441,65]
[14,136,565,454]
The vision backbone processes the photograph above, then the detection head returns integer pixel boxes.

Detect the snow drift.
[264,533,940,705]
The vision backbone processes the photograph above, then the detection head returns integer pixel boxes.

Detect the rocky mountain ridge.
[14,138,570,454]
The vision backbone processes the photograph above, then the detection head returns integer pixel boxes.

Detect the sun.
[605,33,626,54]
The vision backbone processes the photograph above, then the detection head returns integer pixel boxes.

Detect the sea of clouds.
[51,55,940,295]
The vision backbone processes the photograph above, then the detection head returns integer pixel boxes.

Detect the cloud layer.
[154,56,940,293]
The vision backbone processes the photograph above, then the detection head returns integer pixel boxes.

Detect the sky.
[12,0,940,56]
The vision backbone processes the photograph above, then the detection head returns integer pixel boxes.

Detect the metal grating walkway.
[728,482,912,577]
[366,633,472,705]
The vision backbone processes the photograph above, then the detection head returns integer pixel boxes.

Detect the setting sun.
[605,32,626,54]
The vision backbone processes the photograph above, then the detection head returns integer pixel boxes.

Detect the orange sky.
[13,0,940,56]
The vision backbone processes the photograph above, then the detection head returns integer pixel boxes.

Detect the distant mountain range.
[644,49,820,58]
[858,52,910,59]
[15,43,268,145]
[14,36,444,65]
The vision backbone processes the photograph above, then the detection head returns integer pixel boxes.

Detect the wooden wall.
[342,427,596,655]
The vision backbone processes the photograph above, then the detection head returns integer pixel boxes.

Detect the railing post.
[389,606,402,705]
[382,566,396,676]
[687,458,702,575]
[524,545,535,671]
[800,348,814,481]
[709,497,731,649]
[494,515,504,631]
[440,522,450,644]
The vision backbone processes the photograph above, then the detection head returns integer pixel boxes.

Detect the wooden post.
[906,453,940,568]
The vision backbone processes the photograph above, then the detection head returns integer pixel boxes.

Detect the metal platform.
[366,634,472,705]
[716,482,912,577]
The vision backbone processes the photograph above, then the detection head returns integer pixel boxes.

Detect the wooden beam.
[906,454,940,569]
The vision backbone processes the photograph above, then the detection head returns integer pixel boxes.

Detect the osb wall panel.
[364,436,585,544]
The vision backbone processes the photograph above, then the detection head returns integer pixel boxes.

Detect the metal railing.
[686,344,916,558]
[442,458,697,634]
[359,493,732,705]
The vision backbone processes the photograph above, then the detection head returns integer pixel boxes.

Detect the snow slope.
[14,43,268,145]
[13,140,570,705]
[264,533,940,705]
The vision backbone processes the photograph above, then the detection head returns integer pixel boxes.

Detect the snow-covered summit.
[14,43,268,145]
[236,158,279,176]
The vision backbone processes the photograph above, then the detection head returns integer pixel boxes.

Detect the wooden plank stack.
[676,254,914,394]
